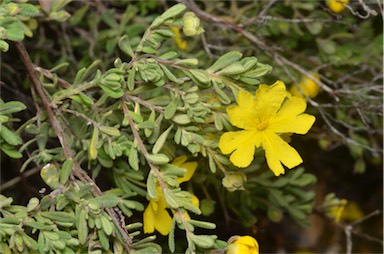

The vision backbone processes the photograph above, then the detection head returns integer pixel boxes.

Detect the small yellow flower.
[340,201,364,222]
[290,72,321,99]
[328,199,348,223]
[143,156,198,235]
[143,186,173,235]
[219,81,316,176]
[170,27,188,51]
[326,0,349,13]
[227,235,259,254]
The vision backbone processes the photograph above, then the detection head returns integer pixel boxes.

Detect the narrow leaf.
[208,51,243,72]
[152,124,173,154]
[60,158,73,184]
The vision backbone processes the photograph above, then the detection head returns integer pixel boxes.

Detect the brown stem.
[15,42,132,251]
[121,98,167,190]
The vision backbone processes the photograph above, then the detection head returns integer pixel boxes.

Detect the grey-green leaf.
[152,124,173,154]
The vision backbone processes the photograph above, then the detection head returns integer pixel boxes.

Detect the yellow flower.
[170,27,188,51]
[326,0,349,13]
[339,201,364,222]
[218,81,316,176]
[290,72,321,99]
[143,156,197,235]
[143,186,173,235]
[328,199,348,223]
[227,235,259,254]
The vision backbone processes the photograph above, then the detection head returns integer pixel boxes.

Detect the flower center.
[257,120,269,130]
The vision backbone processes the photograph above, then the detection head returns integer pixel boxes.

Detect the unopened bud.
[222,171,246,192]
[182,12,204,37]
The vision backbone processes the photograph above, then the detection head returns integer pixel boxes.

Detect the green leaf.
[99,126,120,136]
[160,64,179,83]
[99,84,124,98]
[89,127,99,159]
[0,125,22,145]
[159,3,186,20]
[268,189,289,207]
[98,230,110,250]
[292,173,317,187]
[41,211,75,224]
[208,153,216,173]
[118,35,134,58]
[137,120,157,129]
[161,164,186,177]
[212,82,231,105]
[316,38,336,54]
[172,114,191,125]
[129,110,143,123]
[146,172,158,199]
[152,124,173,154]
[69,4,89,25]
[1,146,22,158]
[128,146,139,171]
[168,217,176,253]
[19,3,40,17]
[3,19,24,41]
[189,69,210,84]
[218,62,246,76]
[0,101,26,115]
[27,197,39,212]
[100,215,114,236]
[208,51,243,72]
[189,234,216,248]
[40,163,60,189]
[188,219,216,229]
[147,153,170,165]
[60,158,73,184]
[164,95,179,120]
[0,39,9,52]
[127,69,136,91]
[88,195,120,208]
[174,58,198,67]
[78,209,88,245]
[159,51,178,60]
[22,233,38,250]
[163,189,179,209]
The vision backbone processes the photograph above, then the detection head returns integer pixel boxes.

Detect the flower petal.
[176,161,197,183]
[269,96,316,134]
[172,155,188,166]
[261,131,303,176]
[227,243,250,254]
[236,236,259,249]
[219,130,262,167]
[143,203,156,234]
[144,192,173,235]
[227,90,258,130]
[154,206,173,235]
[255,81,288,121]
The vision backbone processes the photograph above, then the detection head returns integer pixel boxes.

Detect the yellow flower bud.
[290,72,321,99]
[227,235,259,254]
[326,0,349,13]
[183,12,204,37]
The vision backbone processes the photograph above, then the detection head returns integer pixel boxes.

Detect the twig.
[0,166,41,192]
[344,210,383,254]
[121,98,167,190]
[15,42,132,251]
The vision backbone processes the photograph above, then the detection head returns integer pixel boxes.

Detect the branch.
[15,42,132,251]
